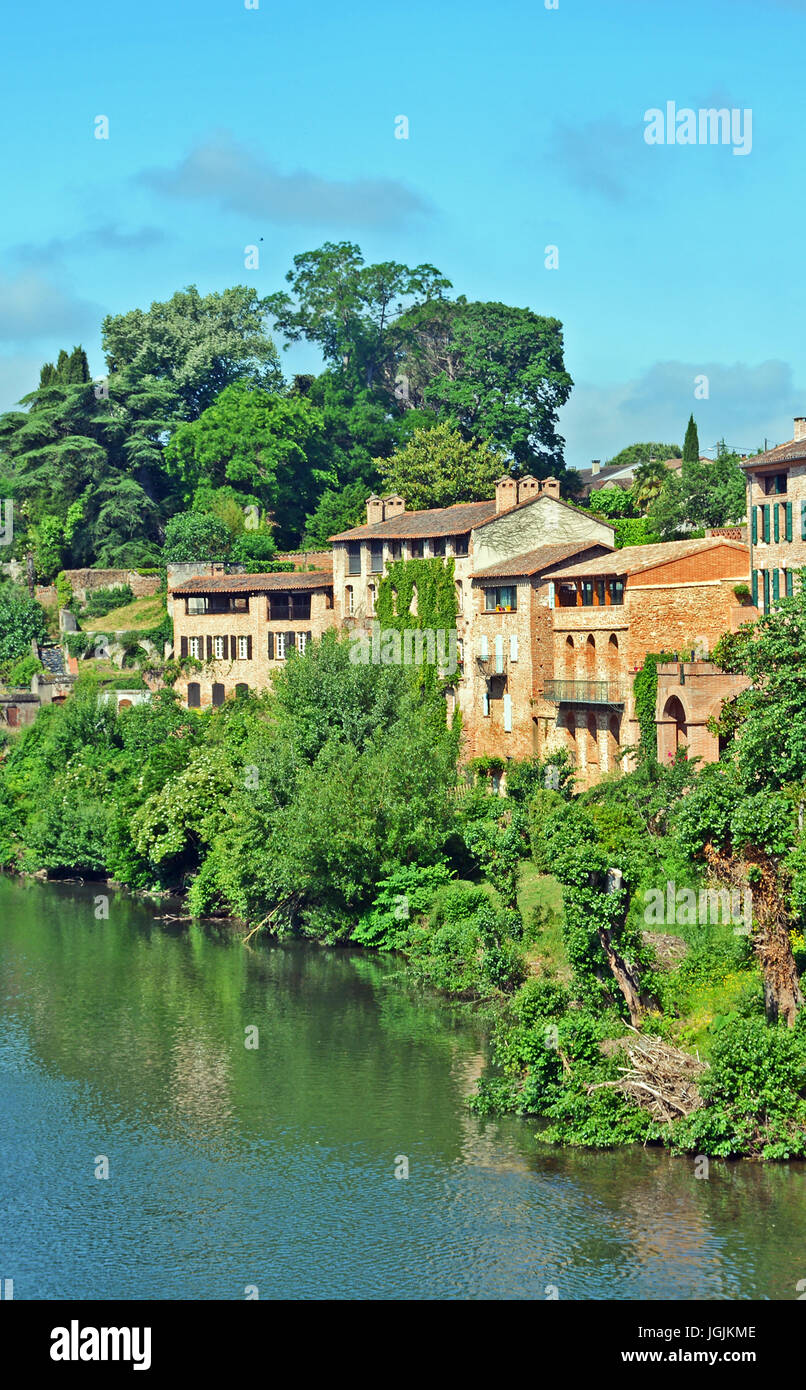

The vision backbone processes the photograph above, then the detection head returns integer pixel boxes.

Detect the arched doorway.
[211,683,225,708]
[564,635,575,675]
[663,695,687,756]
[607,633,619,676]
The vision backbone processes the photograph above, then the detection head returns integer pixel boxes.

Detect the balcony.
[542,679,625,706]
[476,654,507,679]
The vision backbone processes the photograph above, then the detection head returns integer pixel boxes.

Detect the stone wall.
[35,569,162,606]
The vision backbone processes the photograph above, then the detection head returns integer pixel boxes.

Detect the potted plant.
[732,582,752,606]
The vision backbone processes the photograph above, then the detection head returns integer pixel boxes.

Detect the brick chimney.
[794,418,806,442]
[366,495,384,525]
[540,477,561,499]
[591,460,601,476]
[517,475,541,504]
[383,494,406,519]
[495,475,518,514]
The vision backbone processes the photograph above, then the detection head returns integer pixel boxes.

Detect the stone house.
[655,661,750,765]
[742,417,806,613]
[539,538,750,785]
[329,479,615,758]
[170,570,335,708]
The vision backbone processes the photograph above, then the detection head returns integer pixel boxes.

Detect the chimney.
[591,460,601,476]
[540,477,561,499]
[517,475,541,504]
[366,495,384,525]
[794,418,806,443]
[495,475,518,514]
[383,494,406,519]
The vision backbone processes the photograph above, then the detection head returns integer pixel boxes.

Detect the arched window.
[565,635,575,674]
[345,585,354,615]
[586,711,599,766]
[585,634,596,677]
[187,682,200,708]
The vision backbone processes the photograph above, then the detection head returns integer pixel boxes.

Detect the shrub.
[81,584,134,619]
[4,653,44,688]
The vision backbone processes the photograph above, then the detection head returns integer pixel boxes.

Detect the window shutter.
[763,569,770,614]
[751,569,758,606]
[180,636,188,658]
[483,690,490,717]
[247,634,253,660]
[286,631,296,656]
[232,634,237,658]
[751,507,757,544]
[480,634,489,659]
[206,635,213,660]
[222,636,229,660]
[267,632,274,659]
[510,634,518,661]
[786,570,794,597]
[800,501,806,541]
[503,693,512,733]
[774,505,780,543]
[786,502,793,542]
[494,634,504,674]
[773,569,780,602]
[763,504,770,542]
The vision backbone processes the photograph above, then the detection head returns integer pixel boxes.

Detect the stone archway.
[659,694,688,761]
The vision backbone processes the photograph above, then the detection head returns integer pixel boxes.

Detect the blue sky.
[1,0,803,471]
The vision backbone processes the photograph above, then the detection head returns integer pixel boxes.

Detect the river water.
[1,876,803,1301]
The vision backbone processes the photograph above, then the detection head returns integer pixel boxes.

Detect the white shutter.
[495,634,504,673]
[510,634,518,661]
[548,580,555,610]
[480,634,489,659]
[504,693,512,732]
[483,691,490,717]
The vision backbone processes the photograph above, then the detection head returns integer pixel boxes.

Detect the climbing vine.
[633,652,675,761]
[376,557,458,633]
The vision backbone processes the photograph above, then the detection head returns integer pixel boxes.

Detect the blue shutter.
[786,501,793,542]
[801,501,806,540]
[774,506,780,543]
[773,569,780,602]
[751,569,758,606]
[786,570,794,597]
[751,507,758,544]
[763,505,770,542]
[763,570,770,615]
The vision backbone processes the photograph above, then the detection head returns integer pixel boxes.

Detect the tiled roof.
[170,570,333,595]
[741,439,806,469]
[549,537,749,581]
[472,542,613,580]
[329,500,497,541]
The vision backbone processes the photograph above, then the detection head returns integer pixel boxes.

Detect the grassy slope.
[81,595,166,632]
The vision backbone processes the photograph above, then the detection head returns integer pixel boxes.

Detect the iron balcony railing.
[542,679,625,706]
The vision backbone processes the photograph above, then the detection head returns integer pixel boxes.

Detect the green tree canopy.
[376,422,509,511]
[683,414,701,463]
[162,512,232,562]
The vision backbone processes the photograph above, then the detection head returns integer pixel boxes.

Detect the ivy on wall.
[633,651,676,760]
[376,557,458,634]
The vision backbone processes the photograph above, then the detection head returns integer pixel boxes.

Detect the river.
[1,876,803,1300]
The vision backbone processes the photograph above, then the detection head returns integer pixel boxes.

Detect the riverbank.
[0,637,804,1160]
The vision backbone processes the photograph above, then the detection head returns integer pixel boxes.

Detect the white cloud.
[560,358,803,470]
[139,131,432,228]
[0,271,98,343]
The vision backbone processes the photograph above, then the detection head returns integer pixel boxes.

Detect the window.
[298,631,310,654]
[269,593,311,621]
[763,473,787,495]
[455,581,463,613]
[345,585,354,614]
[389,541,402,560]
[212,683,225,707]
[595,579,606,606]
[276,632,286,660]
[485,585,517,612]
[453,533,469,557]
[370,542,384,573]
[235,683,249,698]
[347,543,361,575]
[581,580,594,607]
[213,635,225,660]
[187,682,200,708]
[409,539,424,558]
[431,536,446,557]
[187,597,206,615]
[609,578,625,606]
[367,584,376,615]
[189,637,200,659]
[238,636,249,660]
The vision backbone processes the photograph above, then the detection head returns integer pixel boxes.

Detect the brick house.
[655,661,750,765]
[539,538,750,785]
[170,570,335,708]
[329,478,615,756]
[742,417,806,613]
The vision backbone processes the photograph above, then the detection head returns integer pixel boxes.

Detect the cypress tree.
[55,348,70,381]
[683,414,700,463]
[66,346,90,382]
[39,362,55,387]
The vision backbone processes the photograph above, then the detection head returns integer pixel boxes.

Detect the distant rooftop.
[549,537,748,581]
[170,570,332,596]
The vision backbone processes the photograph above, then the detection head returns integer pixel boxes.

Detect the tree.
[605,441,681,471]
[649,445,746,539]
[266,242,451,388]
[586,488,637,519]
[632,460,671,512]
[162,512,232,562]
[0,584,48,674]
[303,481,370,548]
[376,422,509,511]
[164,382,329,548]
[102,284,282,419]
[683,414,700,464]
[396,299,573,472]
